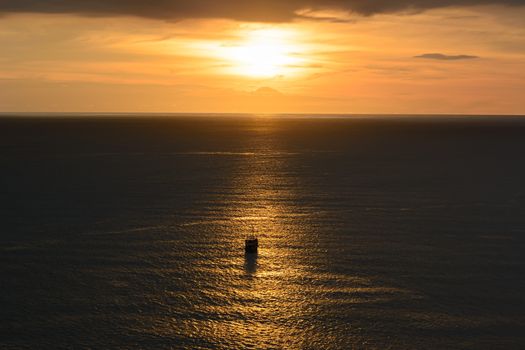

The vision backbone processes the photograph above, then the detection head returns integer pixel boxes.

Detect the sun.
[221,28,303,78]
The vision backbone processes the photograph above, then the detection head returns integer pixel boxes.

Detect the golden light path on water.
[196,117,323,347]
[146,117,414,349]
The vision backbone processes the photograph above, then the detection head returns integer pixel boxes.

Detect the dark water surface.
[1,115,525,349]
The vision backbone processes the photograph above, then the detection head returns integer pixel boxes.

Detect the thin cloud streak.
[414,53,480,60]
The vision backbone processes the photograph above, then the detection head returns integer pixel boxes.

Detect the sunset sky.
[1,1,524,114]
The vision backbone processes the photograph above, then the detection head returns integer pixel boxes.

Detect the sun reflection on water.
[150,118,416,349]
[204,118,325,348]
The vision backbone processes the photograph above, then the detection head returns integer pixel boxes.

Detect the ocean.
[1,115,524,349]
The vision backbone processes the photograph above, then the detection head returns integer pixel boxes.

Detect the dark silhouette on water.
[245,236,258,253]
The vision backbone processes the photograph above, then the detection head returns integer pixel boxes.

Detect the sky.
[0,1,524,114]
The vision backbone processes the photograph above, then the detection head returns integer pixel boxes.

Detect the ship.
[245,236,258,253]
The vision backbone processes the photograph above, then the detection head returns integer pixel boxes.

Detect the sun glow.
[221,28,304,78]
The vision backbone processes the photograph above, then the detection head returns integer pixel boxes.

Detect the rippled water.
[1,115,525,349]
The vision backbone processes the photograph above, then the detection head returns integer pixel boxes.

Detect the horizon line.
[1,112,525,118]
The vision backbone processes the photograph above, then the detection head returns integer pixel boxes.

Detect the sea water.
[1,115,524,349]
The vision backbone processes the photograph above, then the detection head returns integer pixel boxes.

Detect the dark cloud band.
[0,0,524,21]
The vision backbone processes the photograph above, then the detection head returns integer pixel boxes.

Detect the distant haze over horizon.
[0,1,524,114]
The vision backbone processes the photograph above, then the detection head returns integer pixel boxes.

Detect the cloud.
[0,1,524,22]
[252,86,283,96]
[414,53,480,60]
